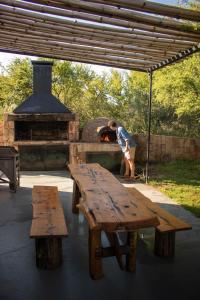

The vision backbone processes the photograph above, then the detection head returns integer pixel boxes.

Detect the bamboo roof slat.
[0,41,160,63]
[82,0,200,22]
[0,44,148,72]
[0,33,161,65]
[0,0,199,71]
[0,23,191,54]
[0,21,164,61]
[0,0,199,40]
[20,0,199,34]
[0,27,180,56]
[0,14,196,47]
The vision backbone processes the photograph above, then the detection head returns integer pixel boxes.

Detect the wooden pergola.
[0,0,199,181]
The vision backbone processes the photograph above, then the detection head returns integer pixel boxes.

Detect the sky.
[0,0,188,73]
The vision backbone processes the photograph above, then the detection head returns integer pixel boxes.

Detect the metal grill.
[0,146,20,192]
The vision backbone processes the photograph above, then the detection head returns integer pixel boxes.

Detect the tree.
[154,53,200,137]
[0,58,32,111]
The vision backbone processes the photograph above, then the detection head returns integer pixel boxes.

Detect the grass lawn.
[149,160,200,218]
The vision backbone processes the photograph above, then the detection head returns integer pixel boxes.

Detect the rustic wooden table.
[68,163,159,279]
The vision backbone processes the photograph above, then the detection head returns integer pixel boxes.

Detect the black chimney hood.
[14,61,71,114]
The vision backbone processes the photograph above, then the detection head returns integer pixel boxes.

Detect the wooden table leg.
[154,229,175,257]
[72,181,81,214]
[126,231,137,272]
[35,237,62,269]
[105,231,124,270]
[88,228,104,280]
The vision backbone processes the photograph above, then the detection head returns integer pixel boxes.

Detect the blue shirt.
[116,126,137,152]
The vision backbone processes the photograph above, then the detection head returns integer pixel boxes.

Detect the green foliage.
[124,72,149,133]
[153,53,200,137]
[149,160,200,218]
[52,60,111,127]
[0,58,32,111]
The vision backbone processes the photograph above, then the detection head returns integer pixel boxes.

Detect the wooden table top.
[68,163,159,232]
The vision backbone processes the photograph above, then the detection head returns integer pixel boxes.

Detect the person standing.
[108,120,137,179]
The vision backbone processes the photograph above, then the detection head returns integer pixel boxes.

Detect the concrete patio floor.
[0,171,200,300]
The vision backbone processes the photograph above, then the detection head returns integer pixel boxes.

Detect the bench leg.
[126,231,137,272]
[154,229,175,257]
[88,228,104,280]
[72,181,81,214]
[35,237,62,269]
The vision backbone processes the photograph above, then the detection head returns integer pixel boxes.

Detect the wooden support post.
[154,229,175,257]
[35,237,62,269]
[126,231,137,272]
[88,228,104,280]
[105,231,124,270]
[72,180,81,214]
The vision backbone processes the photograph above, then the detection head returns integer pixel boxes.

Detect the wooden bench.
[30,186,68,269]
[68,163,159,279]
[126,187,192,257]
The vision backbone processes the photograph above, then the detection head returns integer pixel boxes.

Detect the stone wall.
[81,117,200,162]
[135,134,200,162]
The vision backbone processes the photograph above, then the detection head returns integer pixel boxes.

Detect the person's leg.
[124,157,130,176]
[128,147,136,178]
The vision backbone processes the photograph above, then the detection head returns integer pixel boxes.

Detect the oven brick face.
[81,117,111,142]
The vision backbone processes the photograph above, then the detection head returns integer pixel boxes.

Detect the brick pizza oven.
[3,61,79,170]
[69,117,121,172]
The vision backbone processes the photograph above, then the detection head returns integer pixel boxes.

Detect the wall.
[135,134,200,162]
[81,117,200,162]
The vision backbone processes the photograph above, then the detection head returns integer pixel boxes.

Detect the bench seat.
[126,187,192,257]
[30,185,68,269]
